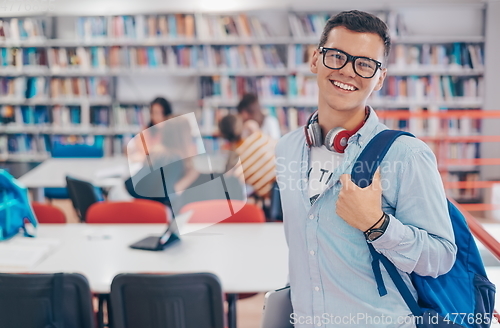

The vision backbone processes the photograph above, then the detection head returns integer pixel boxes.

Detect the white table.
[18,154,229,202]
[25,223,288,294]
[8,222,288,328]
[18,157,128,201]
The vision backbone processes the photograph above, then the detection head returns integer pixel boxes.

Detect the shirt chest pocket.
[318,197,360,237]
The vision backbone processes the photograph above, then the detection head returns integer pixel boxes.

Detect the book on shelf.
[0,18,47,42]
[113,104,149,130]
[197,13,272,40]
[372,75,483,102]
[389,43,484,71]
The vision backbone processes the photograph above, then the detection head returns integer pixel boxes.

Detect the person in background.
[219,114,276,199]
[237,93,281,140]
[126,97,173,163]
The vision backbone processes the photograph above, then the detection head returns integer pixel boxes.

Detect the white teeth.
[332,80,356,91]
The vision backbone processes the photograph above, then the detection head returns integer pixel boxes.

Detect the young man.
[275,11,456,327]
[237,93,281,140]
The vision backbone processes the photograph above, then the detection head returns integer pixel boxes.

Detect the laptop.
[261,286,294,328]
[129,211,193,251]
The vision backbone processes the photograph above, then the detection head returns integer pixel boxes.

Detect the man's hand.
[336,169,384,232]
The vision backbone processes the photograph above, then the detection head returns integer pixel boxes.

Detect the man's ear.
[373,67,387,91]
[310,48,320,74]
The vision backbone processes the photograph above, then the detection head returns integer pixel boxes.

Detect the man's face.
[310,26,387,114]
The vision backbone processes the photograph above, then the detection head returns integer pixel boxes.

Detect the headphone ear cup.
[310,122,322,147]
[325,127,351,153]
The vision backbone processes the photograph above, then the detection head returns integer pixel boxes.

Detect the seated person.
[218,114,277,199]
[237,93,281,140]
[125,114,246,211]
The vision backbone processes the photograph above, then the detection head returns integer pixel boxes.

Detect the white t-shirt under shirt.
[308,145,344,205]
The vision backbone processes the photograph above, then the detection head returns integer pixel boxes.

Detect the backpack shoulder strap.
[351,130,424,317]
[351,130,414,188]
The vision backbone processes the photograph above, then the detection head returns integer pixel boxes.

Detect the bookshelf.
[0,5,493,180]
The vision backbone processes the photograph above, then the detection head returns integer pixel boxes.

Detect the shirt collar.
[348,106,380,148]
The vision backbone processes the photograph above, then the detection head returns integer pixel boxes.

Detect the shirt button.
[309,215,314,220]
[315,286,320,291]
[310,250,315,256]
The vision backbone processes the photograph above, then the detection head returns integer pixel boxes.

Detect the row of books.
[0,104,155,129]
[197,14,272,40]
[0,105,87,127]
[50,77,110,99]
[0,134,105,156]
[1,43,485,74]
[390,43,484,70]
[446,171,481,201]
[0,47,48,67]
[288,11,406,38]
[36,45,287,71]
[0,77,46,99]
[200,75,288,100]
[113,105,150,128]
[0,11,411,42]
[373,76,483,101]
[0,18,46,42]
[379,108,482,137]
[287,43,485,71]
[77,15,196,40]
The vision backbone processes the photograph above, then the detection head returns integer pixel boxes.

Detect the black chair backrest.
[0,273,95,328]
[268,180,283,222]
[66,175,101,222]
[110,272,225,328]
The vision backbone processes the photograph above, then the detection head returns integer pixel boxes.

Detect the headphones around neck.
[304,107,370,153]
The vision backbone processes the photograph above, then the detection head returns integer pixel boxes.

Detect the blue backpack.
[352,130,495,328]
[0,169,37,241]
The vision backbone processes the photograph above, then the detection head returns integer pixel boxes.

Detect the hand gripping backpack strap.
[351,130,424,317]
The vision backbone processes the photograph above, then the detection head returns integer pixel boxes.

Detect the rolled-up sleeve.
[370,147,457,278]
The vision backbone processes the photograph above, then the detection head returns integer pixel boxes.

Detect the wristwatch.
[364,213,390,242]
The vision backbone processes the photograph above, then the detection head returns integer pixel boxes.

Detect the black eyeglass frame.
[319,47,383,79]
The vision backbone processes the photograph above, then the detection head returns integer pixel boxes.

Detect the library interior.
[1,0,500,327]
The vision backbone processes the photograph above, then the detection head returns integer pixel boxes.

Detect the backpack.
[0,169,37,241]
[351,130,495,328]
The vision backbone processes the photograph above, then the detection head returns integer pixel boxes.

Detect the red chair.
[86,199,169,224]
[31,202,66,224]
[179,199,265,223]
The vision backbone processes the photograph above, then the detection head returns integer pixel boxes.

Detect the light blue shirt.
[275,108,457,327]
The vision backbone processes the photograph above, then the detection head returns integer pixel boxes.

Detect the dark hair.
[148,97,172,128]
[237,93,258,114]
[219,114,241,143]
[319,10,391,59]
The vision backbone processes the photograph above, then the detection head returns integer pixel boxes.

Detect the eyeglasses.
[319,47,383,79]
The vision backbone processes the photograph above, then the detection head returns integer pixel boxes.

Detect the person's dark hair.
[148,97,172,128]
[319,10,391,59]
[219,114,241,143]
[237,93,259,114]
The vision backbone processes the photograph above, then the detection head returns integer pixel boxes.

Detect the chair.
[45,144,104,200]
[0,273,95,328]
[86,199,169,224]
[66,176,104,222]
[110,273,224,328]
[31,202,66,223]
[180,199,265,223]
